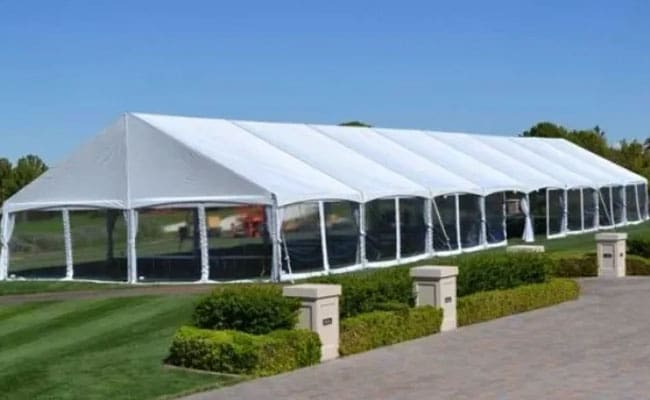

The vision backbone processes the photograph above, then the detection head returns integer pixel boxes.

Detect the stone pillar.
[596,232,627,278]
[410,266,458,332]
[283,284,342,361]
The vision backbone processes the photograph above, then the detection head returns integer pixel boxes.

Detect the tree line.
[0,155,48,206]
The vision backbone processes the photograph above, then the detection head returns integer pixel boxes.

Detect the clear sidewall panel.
[458,194,482,249]
[638,183,648,219]
[485,193,505,244]
[433,195,458,252]
[529,190,547,236]
[547,189,564,236]
[325,201,360,269]
[583,188,597,230]
[626,185,640,222]
[567,189,582,232]
[72,210,127,281]
[399,198,426,257]
[207,205,272,281]
[8,211,67,279]
[613,185,625,224]
[365,199,397,262]
[281,202,323,273]
[136,208,202,282]
[599,188,613,226]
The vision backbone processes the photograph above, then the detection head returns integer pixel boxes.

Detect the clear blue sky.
[1,0,649,163]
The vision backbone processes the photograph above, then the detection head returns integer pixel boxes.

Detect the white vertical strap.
[0,212,16,280]
[359,203,367,267]
[266,205,279,282]
[579,189,585,231]
[561,190,568,234]
[521,194,534,242]
[621,187,627,224]
[455,194,462,251]
[479,196,487,247]
[197,205,209,282]
[318,201,330,273]
[62,209,74,280]
[501,192,507,242]
[645,183,649,219]
[424,198,434,255]
[593,189,600,228]
[395,198,401,262]
[545,190,550,238]
[636,184,642,221]
[125,209,138,283]
[609,186,614,225]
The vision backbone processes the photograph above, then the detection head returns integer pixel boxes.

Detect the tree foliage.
[0,155,48,206]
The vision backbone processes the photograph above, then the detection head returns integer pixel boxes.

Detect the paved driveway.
[182,278,650,400]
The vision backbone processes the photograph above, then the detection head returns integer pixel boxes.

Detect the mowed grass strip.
[0,295,239,400]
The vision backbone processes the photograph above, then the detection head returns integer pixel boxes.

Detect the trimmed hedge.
[457,278,579,326]
[167,326,321,377]
[628,236,650,258]
[550,254,598,277]
[308,268,414,318]
[193,285,300,334]
[339,306,443,356]
[626,254,650,275]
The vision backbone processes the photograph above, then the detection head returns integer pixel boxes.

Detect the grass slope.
[0,295,239,400]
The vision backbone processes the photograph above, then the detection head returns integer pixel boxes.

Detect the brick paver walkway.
[182,277,650,400]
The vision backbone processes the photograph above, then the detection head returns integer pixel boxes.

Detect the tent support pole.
[125,209,138,284]
[359,202,367,268]
[425,198,434,256]
[62,209,74,280]
[0,211,15,280]
[621,186,627,224]
[198,205,209,282]
[562,189,568,235]
[580,189,585,232]
[636,184,642,222]
[545,190,550,238]
[479,196,487,248]
[395,198,401,263]
[318,201,330,273]
[455,194,462,252]
[594,189,600,229]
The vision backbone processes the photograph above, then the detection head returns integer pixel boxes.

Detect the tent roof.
[3,112,646,213]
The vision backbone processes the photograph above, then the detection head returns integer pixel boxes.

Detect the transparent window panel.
[325,201,360,269]
[136,208,201,282]
[459,194,482,248]
[365,199,397,262]
[281,202,323,273]
[583,188,597,230]
[72,210,127,281]
[599,188,613,226]
[8,211,66,279]
[529,190,547,236]
[207,205,272,281]
[626,185,639,222]
[567,189,582,232]
[547,189,564,235]
[504,191,525,240]
[485,193,505,244]
[638,184,648,219]
[399,198,426,257]
[433,195,458,251]
[613,186,625,224]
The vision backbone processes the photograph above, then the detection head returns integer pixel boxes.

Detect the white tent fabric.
[1,112,647,283]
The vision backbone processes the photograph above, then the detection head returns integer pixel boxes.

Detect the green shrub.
[628,236,650,258]
[167,326,321,377]
[457,278,579,326]
[339,306,443,356]
[193,285,300,335]
[550,254,598,277]
[308,268,414,318]
[626,255,650,275]
[450,252,549,296]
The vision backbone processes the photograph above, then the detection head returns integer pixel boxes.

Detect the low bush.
[628,236,650,258]
[550,254,598,277]
[308,267,414,318]
[626,255,650,275]
[193,285,300,334]
[167,326,321,377]
[339,306,443,356]
[457,278,579,326]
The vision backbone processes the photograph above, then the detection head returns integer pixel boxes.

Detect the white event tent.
[0,113,647,283]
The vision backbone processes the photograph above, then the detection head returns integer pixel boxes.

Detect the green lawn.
[0,295,240,400]
[0,281,135,296]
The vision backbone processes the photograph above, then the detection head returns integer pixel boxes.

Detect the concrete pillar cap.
[283,283,342,299]
[595,232,628,241]
[410,265,458,279]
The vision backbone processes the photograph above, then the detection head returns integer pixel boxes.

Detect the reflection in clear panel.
[626,185,639,222]
[547,189,564,236]
[638,184,648,219]
[72,210,127,281]
[136,208,202,282]
[8,211,66,279]
[207,205,272,280]
[458,194,482,248]
[399,198,426,257]
[529,190,547,236]
[613,185,625,224]
[485,193,506,244]
[599,188,613,226]
[325,201,360,269]
[281,202,323,273]
[583,188,597,230]
[567,189,582,232]
[365,199,397,262]
[432,195,458,252]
